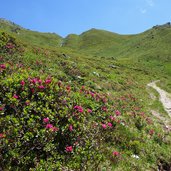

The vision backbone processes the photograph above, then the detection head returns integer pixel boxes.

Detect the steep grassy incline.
[62,25,171,61]
[0,18,62,48]
[62,25,171,89]
[63,28,133,56]
[0,19,171,170]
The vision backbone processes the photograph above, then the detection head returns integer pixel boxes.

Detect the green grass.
[0,19,171,170]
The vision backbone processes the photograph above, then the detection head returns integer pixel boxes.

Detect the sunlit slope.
[0,18,62,48]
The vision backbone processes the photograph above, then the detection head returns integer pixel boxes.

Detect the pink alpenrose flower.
[20,80,25,86]
[13,94,19,99]
[69,125,73,132]
[87,108,92,113]
[74,105,83,113]
[43,117,49,123]
[113,151,120,157]
[46,124,53,129]
[102,123,107,129]
[115,110,121,116]
[65,146,73,152]
[108,122,112,128]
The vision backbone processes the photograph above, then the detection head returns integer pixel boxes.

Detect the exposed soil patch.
[147,81,171,131]
[148,81,171,117]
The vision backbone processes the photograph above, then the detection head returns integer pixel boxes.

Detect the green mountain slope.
[0,18,62,48]
[0,19,171,170]
[63,28,132,56]
[62,25,171,61]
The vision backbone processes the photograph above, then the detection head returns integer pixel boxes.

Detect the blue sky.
[0,0,171,37]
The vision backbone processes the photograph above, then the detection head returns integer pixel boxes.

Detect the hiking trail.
[147,80,171,131]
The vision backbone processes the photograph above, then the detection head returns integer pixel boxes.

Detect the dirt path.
[147,80,171,117]
[147,80,171,131]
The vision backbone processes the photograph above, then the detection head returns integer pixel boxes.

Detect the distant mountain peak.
[153,22,171,29]
[0,18,22,28]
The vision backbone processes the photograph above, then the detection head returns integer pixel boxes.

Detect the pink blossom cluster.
[43,118,58,132]
[69,125,73,132]
[87,108,92,113]
[0,133,5,138]
[113,151,120,157]
[65,146,73,152]
[101,122,113,129]
[101,106,107,112]
[115,110,121,116]
[74,105,83,113]
[0,64,6,69]
[13,94,19,99]
[5,43,15,49]
[20,80,25,86]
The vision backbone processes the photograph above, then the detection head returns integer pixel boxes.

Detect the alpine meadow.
[0,18,171,171]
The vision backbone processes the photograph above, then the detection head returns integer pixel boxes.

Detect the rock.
[109,64,118,68]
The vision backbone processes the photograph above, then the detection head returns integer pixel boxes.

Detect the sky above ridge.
[0,0,171,37]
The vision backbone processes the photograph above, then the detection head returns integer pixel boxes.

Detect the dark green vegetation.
[0,18,171,170]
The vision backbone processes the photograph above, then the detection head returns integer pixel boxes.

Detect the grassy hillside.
[0,18,62,48]
[0,19,171,170]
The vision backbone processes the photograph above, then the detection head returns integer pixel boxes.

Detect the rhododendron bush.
[1,59,169,170]
[0,33,169,170]
[0,62,166,170]
[0,63,121,170]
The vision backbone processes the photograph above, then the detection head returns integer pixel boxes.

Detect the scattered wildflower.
[131,154,139,159]
[13,94,19,99]
[6,43,14,49]
[146,117,153,124]
[45,79,51,84]
[81,86,85,90]
[0,64,6,69]
[43,117,49,123]
[66,85,71,92]
[115,110,121,116]
[102,123,107,129]
[121,122,125,126]
[38,79,42,84]
[74,141,79,146]
[0,133,5,138]
[90,92,95,98]
[51,126,59,132]
[31,78,37,84]
[117,120,121,124]
[101,106,107,112]
[110,116,116,121]
[46,124,53,129]
[65,146,73,152]
[74,105,83,113]
[113,151,120,157]
[25,100,30,105]
[87,108,92,113]
[108,122,112,128]
[149,129,155,135]
[38,85,45,89]
[69,125,73,132]
[102,98,107,103]
[20,80,25,86]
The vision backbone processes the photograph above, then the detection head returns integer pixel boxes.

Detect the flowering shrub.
[0,39,170,170]
[0,64,119,170]
[0,31,23,56]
